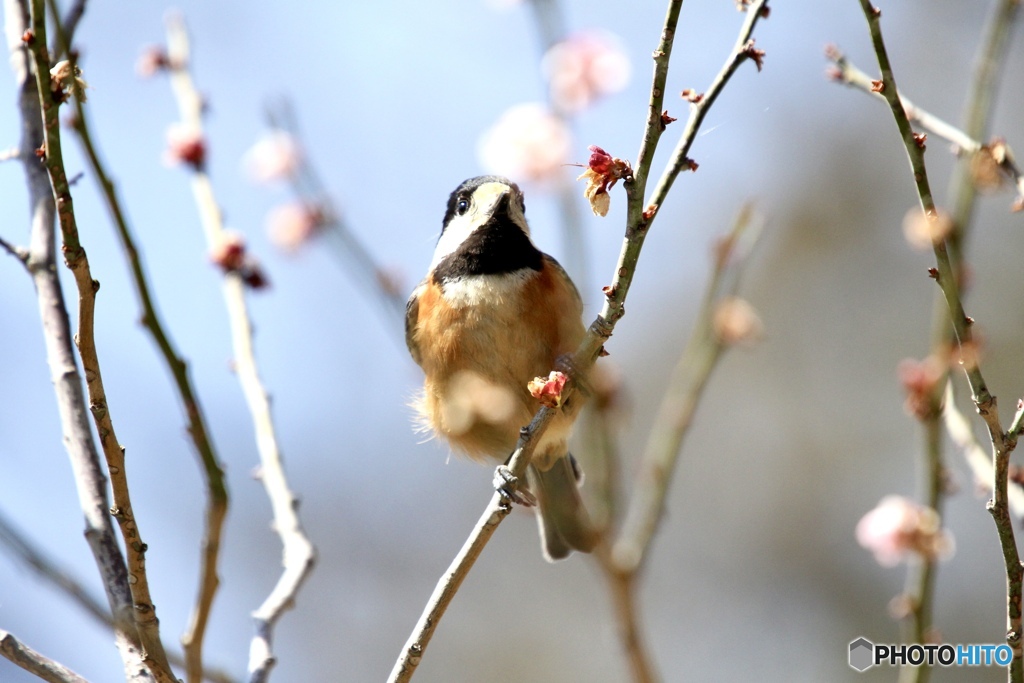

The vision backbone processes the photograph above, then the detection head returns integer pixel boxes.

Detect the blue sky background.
[1,1,1023,681]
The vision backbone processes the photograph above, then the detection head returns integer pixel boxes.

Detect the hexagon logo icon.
[849,637,875,672]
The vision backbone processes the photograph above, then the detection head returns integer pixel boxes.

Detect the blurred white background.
[1,1,1022,681]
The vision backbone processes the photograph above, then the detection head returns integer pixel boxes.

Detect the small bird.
[405,175,597,561]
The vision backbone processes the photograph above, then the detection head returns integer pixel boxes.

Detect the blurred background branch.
[0,631,90,683]
[0,509,237,683]
[257,99,407,328]
[163,14,316,683]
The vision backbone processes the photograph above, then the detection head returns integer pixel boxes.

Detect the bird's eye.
[455,196,470,216]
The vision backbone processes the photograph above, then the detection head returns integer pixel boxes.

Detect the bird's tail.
[528,454,598,562]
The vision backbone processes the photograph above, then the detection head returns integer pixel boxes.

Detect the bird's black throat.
[433,204,543,282]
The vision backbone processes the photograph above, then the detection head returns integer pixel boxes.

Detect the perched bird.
[405,175,597,561]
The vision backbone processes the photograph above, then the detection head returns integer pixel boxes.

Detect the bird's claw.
[494,465,537,507]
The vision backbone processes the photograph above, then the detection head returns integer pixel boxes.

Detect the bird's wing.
[404,280,425,366]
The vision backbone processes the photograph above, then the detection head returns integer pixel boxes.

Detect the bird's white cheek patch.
[430,214,477,270]
[441,270,537,307]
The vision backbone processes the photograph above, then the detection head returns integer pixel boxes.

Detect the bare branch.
[827,48,1024,210]
[3,2,155,679]
[0,509,238,683]
[0,233,29,262]
[22,1,175,679]
[62,39,229,683]
[388,406,559,683]
[828,2,1021,663]
[855,1,1023,677]
[0,630,91,683]
[162,14,316,683]
[612,204,760,574]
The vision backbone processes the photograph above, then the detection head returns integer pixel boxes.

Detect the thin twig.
[0,509,239,683]
[75,109,228,679]
[914,3,1018,668]
[25,3,175,680]
[44,0,85,60]
[833,5,1021,672]
[388,406,560,683]
[0,233,29,262]
[943,383,1024,522]
[63,49,229,683]
[642,1,767,217]
[856,2,1023,680]
[601,205,759,683]
[828,49,1024,209]
[4,3,151,680]
[163,14,316,683]
[0,630,91,683]
[389,2,769,681]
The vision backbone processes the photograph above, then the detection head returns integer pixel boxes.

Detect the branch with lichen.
[61,61,229,683]
[5,1,173,680]
[161,14,316,683]
[389,2,769,681]
[854,2,1023,679]
[0,630,91,683]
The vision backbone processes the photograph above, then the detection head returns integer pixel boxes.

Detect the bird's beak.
[475,182,527,234]
[474,181,512,218]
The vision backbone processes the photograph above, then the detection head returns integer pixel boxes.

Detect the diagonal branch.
[388,2,769,681]
[600,205,760,683]
[831,4,1020,666]
[827,48,1024,210]
[163,14,316,683]
[0,508,239,683]
[0,630,91,683]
